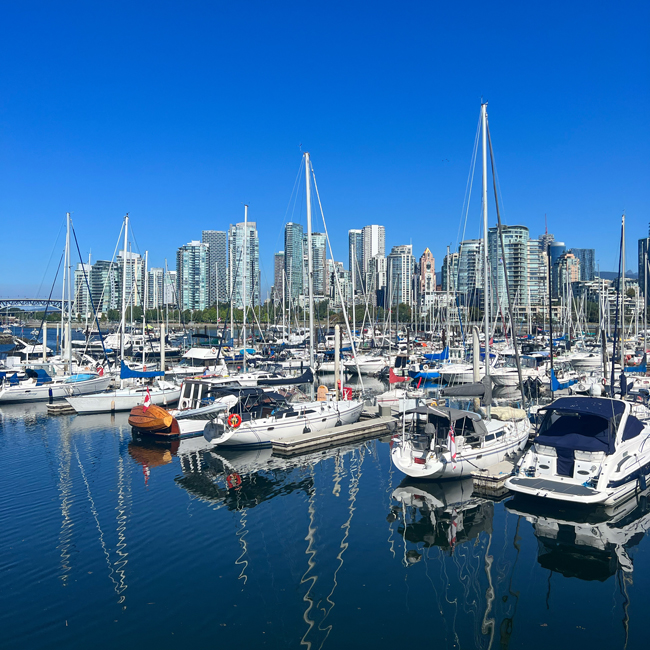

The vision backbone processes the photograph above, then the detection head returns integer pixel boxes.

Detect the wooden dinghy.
[128,404,180,437]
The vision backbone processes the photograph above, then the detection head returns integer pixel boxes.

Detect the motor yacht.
[506,396,650,506]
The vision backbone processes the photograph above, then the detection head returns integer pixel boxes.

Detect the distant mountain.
[597,270,638,280]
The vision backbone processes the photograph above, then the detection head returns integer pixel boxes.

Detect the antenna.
[545,213,547,235]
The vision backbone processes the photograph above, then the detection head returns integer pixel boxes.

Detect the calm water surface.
[1,400,649,649]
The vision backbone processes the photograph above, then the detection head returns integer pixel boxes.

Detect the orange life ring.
[228,413,242,428]
[226,472,242,489]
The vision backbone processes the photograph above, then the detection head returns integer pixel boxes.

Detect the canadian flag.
[447,423,457,468]
[143,386,151,412]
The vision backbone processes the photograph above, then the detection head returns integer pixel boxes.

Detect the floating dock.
[271,415,397,457]
[46,402,77,416]
[471,459,516,498]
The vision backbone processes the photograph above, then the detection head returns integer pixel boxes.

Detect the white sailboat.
[390,103,530,479]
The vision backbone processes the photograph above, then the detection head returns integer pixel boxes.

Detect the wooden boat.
[128,404,180,437]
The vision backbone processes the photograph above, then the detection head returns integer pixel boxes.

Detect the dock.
[471,459,516,498]
[46,402,77,416]
[271,415,397,457]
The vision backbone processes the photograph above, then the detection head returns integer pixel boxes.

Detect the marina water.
[2,401,650,649]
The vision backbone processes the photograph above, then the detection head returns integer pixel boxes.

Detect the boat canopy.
[536,397,627,457]
[182,347,222,360]
[25,368,52,385]
[423,346,450,362]
[120,361,164,379]
[405,405,481,422]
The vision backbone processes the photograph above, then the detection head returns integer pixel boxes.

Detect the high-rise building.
[527,240,547,308]
[273,252,285,302]
[164,270,177,306]
[348,229,364,292]
[147,267,165,309]
[228,221,260,308]
[202,230,228,306]
[176,241,208,311]
[548,240,566,298]
[556,252,580,302]
[309,232,327,297]
[327,259,351,306]
[488,225,529,309]
[419,248,436,302]
[89,259,120,313]
[73,263,93,316]
[456,240,482,305]
[284,222,304,301]
[569,248,595,282]
[387,245,414,306]
[362,225,385,276]
[441,251,459,292]
[366,255,387,306]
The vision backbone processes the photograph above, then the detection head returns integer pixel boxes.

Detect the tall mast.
[243,205,248,372]
[621,214,625,369]
[644,246,647,356]
[143,250,148,367]
[481,102,490,378]
[120,214,129,361]
[66,212,72,369]
[305,152,315,370]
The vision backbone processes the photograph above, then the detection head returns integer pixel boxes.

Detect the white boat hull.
[0,375,112,403]
[205,400,364,447]
[391,419,530,479]
[66,386,181,413]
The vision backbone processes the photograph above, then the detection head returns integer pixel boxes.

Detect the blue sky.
[1,0,648,298]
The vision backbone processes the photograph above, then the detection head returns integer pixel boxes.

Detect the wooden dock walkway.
[271,415,397,457]
[471,459,516,498]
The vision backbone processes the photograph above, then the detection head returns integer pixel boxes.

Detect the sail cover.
[120,360,164,379]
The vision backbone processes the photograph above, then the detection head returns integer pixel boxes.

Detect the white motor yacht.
[506,396,650,506]
[343,354,389,375]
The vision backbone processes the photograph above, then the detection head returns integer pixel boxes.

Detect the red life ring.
[228,413,242,428]
[226,473,242,489]
[602,377,607,386]
[97,366,104,377]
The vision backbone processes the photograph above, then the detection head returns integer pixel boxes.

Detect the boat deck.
[508,476,597,497]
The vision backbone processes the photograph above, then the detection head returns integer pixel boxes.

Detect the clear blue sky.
[1,0,648,298]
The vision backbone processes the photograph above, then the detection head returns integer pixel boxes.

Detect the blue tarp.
[624,354,647,374]
[120,360,164,379]
[423,346,450,361]
[550,370,579,392]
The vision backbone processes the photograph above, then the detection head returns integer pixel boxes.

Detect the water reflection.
[506,493,650,581]
[389,478,493,557]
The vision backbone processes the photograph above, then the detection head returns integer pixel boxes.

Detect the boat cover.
[423,346,450,361]
[25,368,52,385]
[120,360,164,379]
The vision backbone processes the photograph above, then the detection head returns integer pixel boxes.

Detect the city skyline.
[1,3,648,298]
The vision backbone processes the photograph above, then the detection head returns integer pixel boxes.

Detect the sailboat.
[0,213,112,403]
[391,103,530,479]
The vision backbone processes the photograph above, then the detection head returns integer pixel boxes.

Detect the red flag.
[447,422,457,469]
[143,386,151,412]
[389,367,408,384]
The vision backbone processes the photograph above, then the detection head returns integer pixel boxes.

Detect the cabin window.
[485,434,495,441]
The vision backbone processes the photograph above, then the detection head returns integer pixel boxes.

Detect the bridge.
[0,299,63,309]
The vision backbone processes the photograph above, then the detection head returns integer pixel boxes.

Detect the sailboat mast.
[243,204,248,373]
[66,212,73,369]
[120,214,129,362]
[305,153,315,370]
[481,103,490,378]
[621,214,625,369]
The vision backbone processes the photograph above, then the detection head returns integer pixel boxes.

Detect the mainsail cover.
[120,360,164,379]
